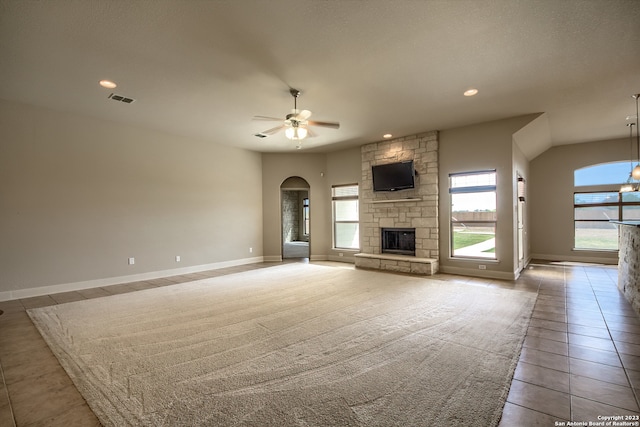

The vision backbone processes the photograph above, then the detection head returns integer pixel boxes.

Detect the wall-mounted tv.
[372,160,415,192]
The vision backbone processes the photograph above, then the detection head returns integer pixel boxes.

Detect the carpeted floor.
[28,263,536,426]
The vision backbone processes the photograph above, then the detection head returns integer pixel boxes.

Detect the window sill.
[450,256,499,263]
[572,248,618,253]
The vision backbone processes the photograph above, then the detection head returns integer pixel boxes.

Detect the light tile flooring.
[1,260,639,426]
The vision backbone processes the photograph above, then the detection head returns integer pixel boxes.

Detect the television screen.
[372,161,415,191]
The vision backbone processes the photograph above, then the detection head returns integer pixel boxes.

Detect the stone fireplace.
[354,131,439,275]
[381,228,416,256]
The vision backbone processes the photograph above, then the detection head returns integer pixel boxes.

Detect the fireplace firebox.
[381,228,416,256]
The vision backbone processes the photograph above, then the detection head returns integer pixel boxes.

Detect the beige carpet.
[28,263,536,427]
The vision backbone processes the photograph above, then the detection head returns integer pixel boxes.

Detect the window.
[302,198,309,236]
[574,191,640,250]
[573,160,640,251]
[449,170,497,259]
[332,184,359,249]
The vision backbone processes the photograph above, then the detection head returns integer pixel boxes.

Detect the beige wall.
[529,137,628,263]
[3,95,625,298]
[326,147,362,262]
[0,100,263,298]
[261,153,329,261]
[512,139,530,272]
[438,114,538,279]
[261,147,361,262]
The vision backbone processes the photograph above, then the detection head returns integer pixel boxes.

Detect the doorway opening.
[281,176,310,260]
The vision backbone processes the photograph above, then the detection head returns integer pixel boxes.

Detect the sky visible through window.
[575,161,637,186]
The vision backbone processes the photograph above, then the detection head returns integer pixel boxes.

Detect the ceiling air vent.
[108,93,135,104]
[254,133,268,138]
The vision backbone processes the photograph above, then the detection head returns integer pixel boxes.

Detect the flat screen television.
[372,160,415,192]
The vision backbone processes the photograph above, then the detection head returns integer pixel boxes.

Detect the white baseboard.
[439,265,518,281]
[263,255,329,262]
[531,253,618,265]
[0,256,265,302]
[327,254,356,263]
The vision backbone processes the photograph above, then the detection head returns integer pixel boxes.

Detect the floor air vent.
[108,93,135,104]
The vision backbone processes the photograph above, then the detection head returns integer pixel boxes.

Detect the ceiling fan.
[253,88,340,145]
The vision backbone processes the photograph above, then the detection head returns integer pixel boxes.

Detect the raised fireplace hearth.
[382,228,416,256]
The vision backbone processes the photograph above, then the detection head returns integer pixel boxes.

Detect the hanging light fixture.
[285,124,308,140]
[284,89,308,141]
[620,122,637,193]
[632,94,640,180]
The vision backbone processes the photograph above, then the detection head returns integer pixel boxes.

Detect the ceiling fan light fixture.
[254,88,339,144]
[285,126,308,140]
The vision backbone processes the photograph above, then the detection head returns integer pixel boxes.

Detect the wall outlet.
[175,255,181,262]
[478,264,487,270]
[339,252,344,257]
[128,257,135,265]
[249,247,253,253]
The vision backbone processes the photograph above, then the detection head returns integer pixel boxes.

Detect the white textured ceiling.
[1,0,639,154]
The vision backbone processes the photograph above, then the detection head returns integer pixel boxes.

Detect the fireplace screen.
[381,228,416,256]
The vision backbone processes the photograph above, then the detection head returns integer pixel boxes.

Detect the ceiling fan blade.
[296,109,312,121]
[261,125,285,135]
[253,115,283,121]
[308,120,340,129]
[306,127,318,138]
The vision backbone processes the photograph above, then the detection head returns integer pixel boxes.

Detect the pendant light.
[632,94,640,180]
[620,122,636,193]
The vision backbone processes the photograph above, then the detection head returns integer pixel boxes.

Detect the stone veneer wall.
[281,190,300,242]
[360,131,439,261]
[618,224,640,316]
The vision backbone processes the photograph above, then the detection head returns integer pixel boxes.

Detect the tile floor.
[0,260,639,426]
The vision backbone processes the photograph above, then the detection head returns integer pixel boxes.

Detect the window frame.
[573,190,640,251]
[449,170,497,260]
[332,183,359,250]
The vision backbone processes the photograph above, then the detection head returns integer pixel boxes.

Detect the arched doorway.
[280,176,310,260]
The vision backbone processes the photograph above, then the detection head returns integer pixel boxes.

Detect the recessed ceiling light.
[383,134,393,138]
[464,88,478,97]
[99,80,117,89]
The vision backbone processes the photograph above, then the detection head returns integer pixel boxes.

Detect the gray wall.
[0,100,263,298]
[529,137,628,263]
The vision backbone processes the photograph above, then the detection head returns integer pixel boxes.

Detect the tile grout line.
[591,272,640,411]
[565,265,575,422]
[0,356,17,427]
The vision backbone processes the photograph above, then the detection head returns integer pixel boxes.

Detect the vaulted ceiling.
[1,0,639,155]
